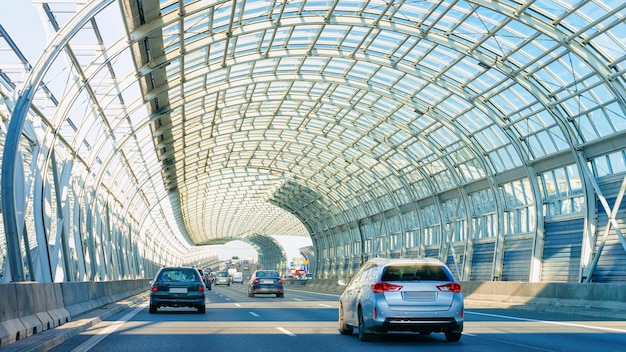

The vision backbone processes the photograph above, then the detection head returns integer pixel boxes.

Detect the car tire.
[358,307,374,342]
[338,304,354,335]
[198,305,206,314]
[276,293,284,298]
[149,304,157,314]
[445,332,462,342]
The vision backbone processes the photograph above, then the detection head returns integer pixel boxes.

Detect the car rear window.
[256,271,280,278]
[158,268,199,283]
[381,264,451,282]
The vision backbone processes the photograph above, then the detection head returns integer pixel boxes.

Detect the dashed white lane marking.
[318,303,332,307]
[249,311,260,317]
[276,327,296,336]
[234,303,242,307]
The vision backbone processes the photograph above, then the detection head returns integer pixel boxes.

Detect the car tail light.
[437,282,461,293]
[151,286,159,292]
[253,278,260,284]
[278,278,284,284]
[199,285,205,292]
[370,282,403,293]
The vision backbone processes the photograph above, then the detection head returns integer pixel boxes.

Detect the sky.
[0,1,47,62]
[218,235,313,263]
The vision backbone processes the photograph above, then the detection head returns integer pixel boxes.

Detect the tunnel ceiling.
[7,0,625,249]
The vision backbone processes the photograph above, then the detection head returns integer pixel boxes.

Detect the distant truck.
[294,269,307,279]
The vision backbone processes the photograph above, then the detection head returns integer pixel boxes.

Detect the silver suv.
[338,258,463,342]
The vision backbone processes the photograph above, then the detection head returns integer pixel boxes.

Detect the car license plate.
[403,291,435,299]
[169,287,187,294]
[261,279,274,284]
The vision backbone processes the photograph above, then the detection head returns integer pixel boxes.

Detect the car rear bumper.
[371,318,463,334]
[150,296,205,307]
[251,286,283,293]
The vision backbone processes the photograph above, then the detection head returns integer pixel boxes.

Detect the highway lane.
[49,284,626,352]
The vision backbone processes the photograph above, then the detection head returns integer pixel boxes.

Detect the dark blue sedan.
[248,270,284,298]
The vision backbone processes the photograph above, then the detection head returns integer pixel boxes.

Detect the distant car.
[305,273,313,280]
[149,267,206,314]
[214,271,231,286]
[338,258,463,342]
[197,268,204,277]
[203,272,212,290]
[232,272,244,284]
[248,270,284,297]
[197,268,211,289]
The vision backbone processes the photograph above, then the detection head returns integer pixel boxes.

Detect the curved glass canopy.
[127,0,626,244]
[0,0,625,283]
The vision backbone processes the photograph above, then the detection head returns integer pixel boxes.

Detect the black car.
[149,267,207,313]
[248,270,284,298]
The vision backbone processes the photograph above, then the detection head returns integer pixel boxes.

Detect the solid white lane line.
[467,311,626,333]
[276,327,296,336]
[71,304,145,352]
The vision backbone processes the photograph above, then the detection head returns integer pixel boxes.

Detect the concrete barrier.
[289,279,626,316]
[287,279,344,294]
[283,278,307,286]
[0,279,149,348]
[460,281,626,313]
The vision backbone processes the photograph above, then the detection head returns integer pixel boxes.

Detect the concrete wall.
[296,279,626,313]
[0,279,149,348]
[461,281,626,312]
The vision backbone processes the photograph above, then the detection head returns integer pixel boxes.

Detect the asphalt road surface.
[48,283,626,352]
